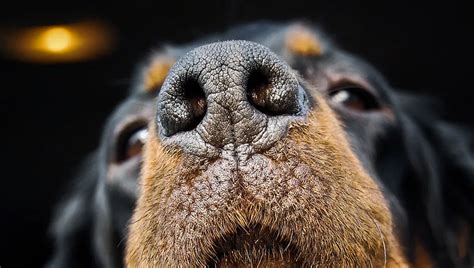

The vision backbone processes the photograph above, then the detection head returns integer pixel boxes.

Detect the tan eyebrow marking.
[285,25,322,56]
[143,56,175,93]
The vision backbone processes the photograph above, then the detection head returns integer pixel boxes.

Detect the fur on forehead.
[285,24,323,56]
[139,54,175,94]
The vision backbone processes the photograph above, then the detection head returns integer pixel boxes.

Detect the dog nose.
[156,41,308,154]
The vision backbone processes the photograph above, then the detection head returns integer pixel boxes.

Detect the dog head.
[49,22,474,268]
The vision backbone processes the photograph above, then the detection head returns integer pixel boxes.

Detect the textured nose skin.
[157,41,308,157]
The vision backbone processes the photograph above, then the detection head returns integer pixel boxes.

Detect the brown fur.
[285,25,322,56]
[125,91,407,267]
[458,224,470,259]
[413,240,434,268]
[143,56,174,92]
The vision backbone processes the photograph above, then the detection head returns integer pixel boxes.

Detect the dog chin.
[210,225,301,268]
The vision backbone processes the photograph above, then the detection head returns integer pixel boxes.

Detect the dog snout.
[156,40,308,153]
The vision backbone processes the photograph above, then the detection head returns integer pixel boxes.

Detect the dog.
[47,21,474,267]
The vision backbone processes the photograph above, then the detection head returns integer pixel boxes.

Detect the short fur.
[126,99,406,267]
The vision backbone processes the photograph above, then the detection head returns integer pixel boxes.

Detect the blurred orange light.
[0,20,114,63]
[41,27,73,53]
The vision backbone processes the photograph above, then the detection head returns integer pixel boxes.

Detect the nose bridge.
[198,42,270,147]
[157,40,307,155]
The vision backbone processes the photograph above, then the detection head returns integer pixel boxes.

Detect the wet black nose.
[156,41,308,156]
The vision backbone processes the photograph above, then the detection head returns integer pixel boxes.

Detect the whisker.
[371,216,387,268]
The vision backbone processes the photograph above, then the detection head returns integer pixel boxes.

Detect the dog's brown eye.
[329,86,381,111]
[117,126,148,162]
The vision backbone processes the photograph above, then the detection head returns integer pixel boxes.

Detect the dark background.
[1,0,472,267]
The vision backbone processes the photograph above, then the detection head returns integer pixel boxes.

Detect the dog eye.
[329,86,381,111]
[116,126,148,162]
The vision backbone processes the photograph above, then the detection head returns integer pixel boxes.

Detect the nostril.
[183,79,207,128]
[246,70,272,114]
[246,69,299,116]
[159,78,207,137]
